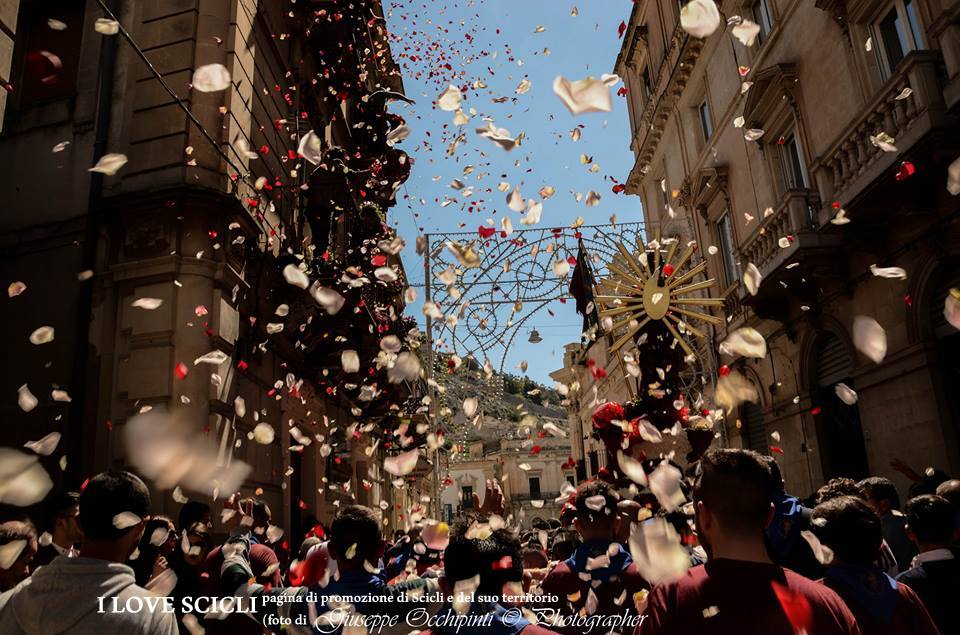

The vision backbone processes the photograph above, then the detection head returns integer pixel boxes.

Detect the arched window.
[812,332,869,479]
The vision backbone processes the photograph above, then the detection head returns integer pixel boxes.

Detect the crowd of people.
[0,449,957,635]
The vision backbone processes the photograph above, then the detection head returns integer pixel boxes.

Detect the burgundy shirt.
[820,577,938,635]
[542,559,648,634]
[639,559,861,635]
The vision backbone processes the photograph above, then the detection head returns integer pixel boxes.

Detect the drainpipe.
[65,0,120,486]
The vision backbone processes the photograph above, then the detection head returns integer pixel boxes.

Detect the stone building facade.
[614,0,960,497]
[0,0,416,537]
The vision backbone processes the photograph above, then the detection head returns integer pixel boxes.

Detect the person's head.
[693,448,774,558]
[550,529,580,561]
[139,516,176,557]
[521,545,548,569]
[443,516,523,598]
[814,478,863,506]
[811,496,881,566]
[904,495,957,550]
[934,479,960,509]
[0,521,38,591]
[239,497,272,533]
[857,477,901,516]
[329,505,384,570]
[45,490,81,547]
[178,501,212,532]
[79,470,151,561]
[762,456,785,491]
[572,480,621,542]
[180,521,213,567]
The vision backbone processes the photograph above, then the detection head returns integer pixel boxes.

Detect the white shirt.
[911,548,955,567]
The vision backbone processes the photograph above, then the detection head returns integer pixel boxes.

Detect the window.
[698,99,713,142]
[717,214,738,287]
[872,0,924,76]
[641,66,653,100]
[778,133,808,189]
[528,476,541,499]
[8,0,86,110]
[461,485,474,508]
[752,0,774,46]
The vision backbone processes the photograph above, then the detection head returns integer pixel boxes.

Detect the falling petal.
[553,259,570,277]
[744,128,765,141]
[312,285,346,315]
[719,327,767,358]
[629,517,690,585]
[298,130,323,165]
[743,263,763,295]
[834,383,858,405]
[94,18,119,35]
[944,289,960,329]
[88,153,128,175]
[946,156,960,195]
[341,350,360,373]
[463,397,478,418]
[507,188,525,212]
[283,264,310,289]
[422,521,450,550]
[869,264,907,279]
[253,423,275,445]
[649,462,685,512]
[853,316,887,363]
[680,0,721,38]
[192,63,231,92]
[585,494,606,512]
[437,84,462,111]
[24,432,60,456]
[800,530,834,565]
[8,281,26,297]
[715,371,759,412]
[732,20,761,46]
[18,385,39,412]
[618,451,648,486]
[0,540,27,570]
[131,297,163,310]
[553,76,612,115]
[0,449,53,506]
[387,352,421,383]
[112,511,142,530]
[193,350,228,366]
[29,326,55,345]
[384,449,420,476]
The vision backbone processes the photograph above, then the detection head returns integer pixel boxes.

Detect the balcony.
[740,189,840,279]
[738,189,842,323]
[811,51,947,220]
[512,491,561,503]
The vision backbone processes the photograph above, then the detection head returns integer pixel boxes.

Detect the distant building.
[614,0,960,497]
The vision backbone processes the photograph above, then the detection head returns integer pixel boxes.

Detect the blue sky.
[384,0,638,385]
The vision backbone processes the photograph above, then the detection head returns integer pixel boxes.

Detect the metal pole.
[422,235,441,518]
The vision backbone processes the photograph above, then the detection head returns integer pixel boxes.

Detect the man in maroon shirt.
[639,448,861,635]
[811,495,937,634]
[541,480,648,633]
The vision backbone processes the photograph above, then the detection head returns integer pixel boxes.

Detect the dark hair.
[904,495,955,545]
[79,471,150,541]
[857,477,901,510]
[814,478,863,506]
[0,521,37,548]
[550,529,581,561]
[42,491,79,533]
[443,517,522,596]
[239,497,271,525]
[762,456,785,490]
[695,448,774,535]
[811,496,881,565]
[330,505,381,563]
[935,479,960,508]
[573,480,620,524]
[177,501,211,531]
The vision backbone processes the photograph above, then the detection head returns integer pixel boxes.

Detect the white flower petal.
[253,423,275,444]
[732,19,761,46]
[552,76,612,115]
[853,316,887,363]
[24,432,60,456]
[18,385,38,412]
[94,18,119,35]
[298,130,324,165]
[384,449,420,476]
[341,350,360,373]
[743,262,763,296]
[680,0,721,38]
[437,85,463,111]
[719,327,767,358]
[131,297,163,310]
[88,153,128,175]
[834,383,858,405]
[192,63,232,92]
[112,511,142,530]
[282,264,310,289]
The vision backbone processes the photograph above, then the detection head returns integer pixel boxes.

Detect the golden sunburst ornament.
[594,229,721,360]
